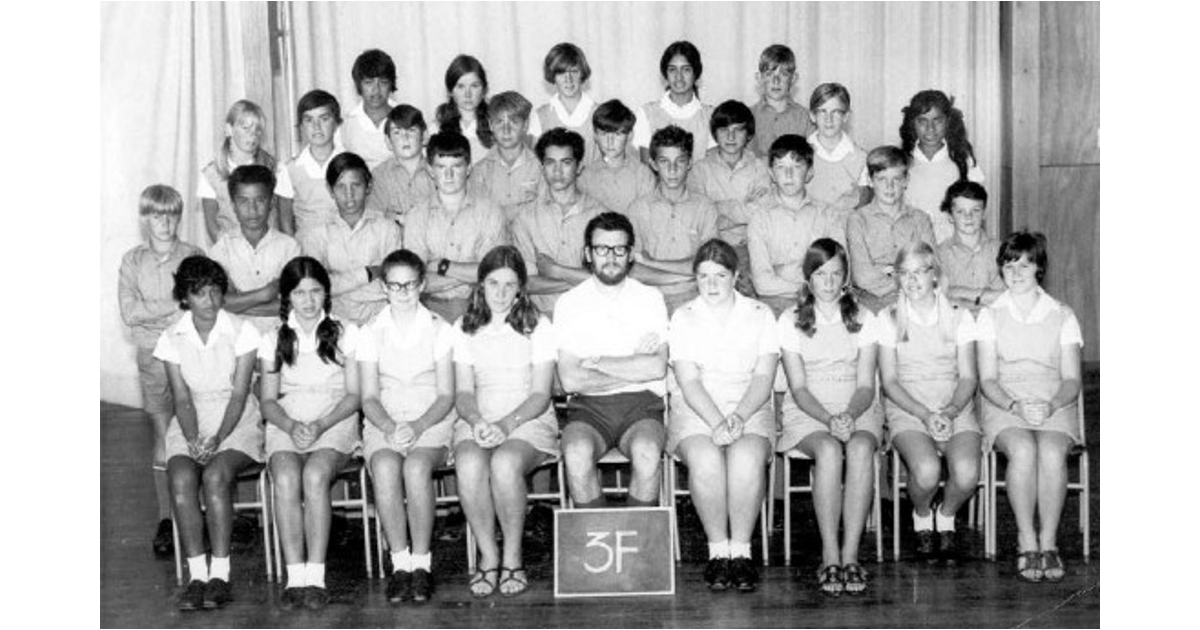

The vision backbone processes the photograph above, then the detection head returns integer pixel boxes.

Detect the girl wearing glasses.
[452,245,559,598]
[358,249,457,604]
[877,242,980,565]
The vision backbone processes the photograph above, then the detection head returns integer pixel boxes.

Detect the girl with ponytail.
[258,256,362,611]
[451,245,559,597]
[776,237,882,596]
[877,242,981,565]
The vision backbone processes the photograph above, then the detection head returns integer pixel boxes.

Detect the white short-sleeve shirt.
[153,310,261,391]
[974,289,1083,347]
[669,293,778,369]
[553,276,669,396]
[357,304,454,364]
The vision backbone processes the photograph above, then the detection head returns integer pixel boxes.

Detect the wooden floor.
[100,367,1100,628]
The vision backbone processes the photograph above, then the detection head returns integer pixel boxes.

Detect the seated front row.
[157,223,1080,610]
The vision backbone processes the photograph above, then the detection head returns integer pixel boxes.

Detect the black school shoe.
[178,579,206,612]
[411,569,433,602]
[728,557,759,592]
[938,531,959,566]
[203,578,231,609]
[304,586,330,610]
[386,570,413,604]
[704,557,731,591]
[153,519,174,559]
[915,530,937,563]
[279,586,305,611]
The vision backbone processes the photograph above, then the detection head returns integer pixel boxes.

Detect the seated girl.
[976,231,1082,583]
[667,239,778,592]
[452,245,559,598]
[776,238,882,596]
[877,242,980,565]
[259,256,362,611]
[359,249,456,604]
[155,255,263,611]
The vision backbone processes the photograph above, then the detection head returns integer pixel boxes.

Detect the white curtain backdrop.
[100,1,1000,406]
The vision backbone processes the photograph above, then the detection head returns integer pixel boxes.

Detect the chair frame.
[985,393,1090,560]
[888,442,989,561]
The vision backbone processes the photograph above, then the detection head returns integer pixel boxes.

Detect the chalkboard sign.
[553,507,675,598]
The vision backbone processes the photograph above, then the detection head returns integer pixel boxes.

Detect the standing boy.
[468,91,542,221]
[209,165,302,333]
[750,45,813,157]
[555,212,669,508]
[577,99,655,214]
[626,125,721,314]
[510,128,606,317]
[343,49,400,170]
[117,184,204,557]
[365,104,436,228]
[276,90,347,234]
[404,131,507,324]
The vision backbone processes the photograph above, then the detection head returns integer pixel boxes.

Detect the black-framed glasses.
[384,280,421,294]
[590,244,631,258]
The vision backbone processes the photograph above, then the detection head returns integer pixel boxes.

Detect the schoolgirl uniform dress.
[450,316,560,457]
[528,93,599,162]
[905,145,984,245]
[153,310,264,461]
[276,140,347,234]
[666,293,779,453]
[632,92,716,161]
[775,305,884,452]
[975,288,1083,451]
[358,305,456,461]
[260,312,361,455]
[876,300,981,443]
[806,131,868,217]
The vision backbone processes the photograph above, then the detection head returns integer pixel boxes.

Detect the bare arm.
[673,360,727,429]
[780,349,835,426]
[276,196,295,235]
[1049,343,1082,416]
[213,352,257,444]
[201,199,222,245]
[309,357,363,437]
[164,362,200,441]
[407,354,457,436]
[879,345,936,421]
[732,353,779,422]
[222,281,280,316]
[495,362,554,436]
[258,360,298,433]
[843,343,878,421]
[557,345,668,394]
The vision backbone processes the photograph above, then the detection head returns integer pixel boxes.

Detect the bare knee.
[998,430,1037,468]
[907,456,941,492]
[561,430,598,471]
[402,455,434,485]
[627,437,663,476]
[301,462,333,496]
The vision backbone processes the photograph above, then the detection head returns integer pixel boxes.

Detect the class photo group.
[100,3,1099,626]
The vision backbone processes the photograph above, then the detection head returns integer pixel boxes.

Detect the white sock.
[729,542,752,559]
[286,563,307,588]
[708,539,730,559]
[209,555,231,581]
[912,507,934,532]
[187,555,209,582]
[390,548,412,573]
[305,562,326,588]
[935,505,957,532]
[411,552,432,571]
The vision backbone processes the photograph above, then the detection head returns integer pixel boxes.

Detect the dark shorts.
[562,390,664,453]
[137,346,173,416]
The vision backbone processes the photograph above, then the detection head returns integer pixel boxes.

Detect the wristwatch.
[437,258,451,276]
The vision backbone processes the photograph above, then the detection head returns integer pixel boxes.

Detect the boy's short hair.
[325,152,373,189]
[809,82,852,112]
[351,49,398,93]
[296,90,342,126]
[660,41,703,81]
[584,211,636,250]
[488,91,533,121]
[940,180,988,215]
[866,145,909,178]
[709,99,756,140]
[543,42,592,84]
[535,128,586,163]
[758,44,796,74]
[649,125,694,161]
[138,184,184,216]
[426,131,472,165]
[592,99,636,134]
[997,230,1048,284]
[172,255,230,307]
[768,134,814,169]
[227,164,277,199]
[384,104,427,135]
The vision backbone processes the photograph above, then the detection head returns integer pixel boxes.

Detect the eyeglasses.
[384,280,421,294]
[590,244,631,258]
[898,266,934,280]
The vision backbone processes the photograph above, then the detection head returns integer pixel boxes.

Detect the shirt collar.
[349,97,399,122]
[903,298,940,328]
[296,139,346,173]
[756,98,800,115]
[549,92,597,128]
[910,143,950,165]
[174,309,236,348]
[946,230,991,254]
[702,147,757,172]
[991,287,1059,324]
[287,310,329,351]
[808,131,856,161]
[659,90,702,119]
[374,302,435,338]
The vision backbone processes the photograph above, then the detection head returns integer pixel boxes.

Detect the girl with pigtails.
[259,256,362,611]
[199,100,290,242]
[877,242,981,565]
[431,54,494,165]
[776,237,883,597]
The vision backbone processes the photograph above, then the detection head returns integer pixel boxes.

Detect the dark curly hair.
[899,90,976,181]
[173,255,229,309]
